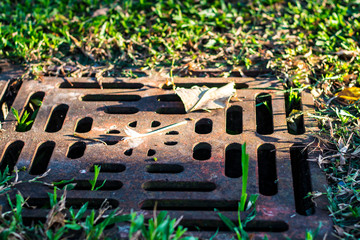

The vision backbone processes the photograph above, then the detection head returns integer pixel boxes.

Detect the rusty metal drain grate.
[0,68,332,239]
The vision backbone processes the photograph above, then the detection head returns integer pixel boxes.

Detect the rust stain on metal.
[0,68,332,239]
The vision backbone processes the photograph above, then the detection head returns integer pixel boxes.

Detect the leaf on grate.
[175,82,236,112]
[122,120,189,147]
[335,87,360,102]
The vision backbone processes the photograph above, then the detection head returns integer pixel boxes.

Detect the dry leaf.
[175,82,236,112]
[336,87,360,102]
[311,88,323,98]
[122,120,188,147]
[92,8,109,17]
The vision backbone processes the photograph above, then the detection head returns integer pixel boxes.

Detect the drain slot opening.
[140,200,238,211]
[157,94,182,102]
[81,94,141,102]
[16,92,45,132]
[285,91,305,135]
[128,121,137,127]
[104,139,119,145]
[90,163,125,172]
[59,82,144,89]
[29,141,55,175]
[67,142,86,159]
[0,79,22,121]
[226,106,243,135]
[156,107,186,114]
[147,149,156,156]
[75,117,93,133]
[258,144,278,196]
[290,145,315,216]
[146,164,184,173]
[162,83,248,90]
[104,106,139,114]
[256,93,273,135]
[45,104,69,132]
[195,118,212,134]
[23,217,46,226]
[193,143,211,160]
[20,198,119,209]
[124,149,133,156]
[0,140,24,172]
[151,121,161,127]
[107,129,120,134]
[225,143,242,178]
[53,180,122,191]
[142,181,216,192]
[181,219,289,232]
[166,131,179,135]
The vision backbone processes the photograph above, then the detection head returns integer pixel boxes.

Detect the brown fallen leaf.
[335,87,360,102]
[175,82,236,112]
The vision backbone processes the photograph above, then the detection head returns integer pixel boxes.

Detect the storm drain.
[0,71,332,239]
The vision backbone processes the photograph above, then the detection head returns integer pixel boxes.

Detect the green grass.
[89,165,106,191]
[216,143,258,240]
[1,0,360,238]
[0,176,195,240]
[129,211,196,240]
[0,190,132,240]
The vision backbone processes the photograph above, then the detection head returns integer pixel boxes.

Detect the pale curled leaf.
[123,127,143,138]
[175,82,236,112]
[122,120,189,147]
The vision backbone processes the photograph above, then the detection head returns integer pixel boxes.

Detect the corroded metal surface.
[0,71,332,239]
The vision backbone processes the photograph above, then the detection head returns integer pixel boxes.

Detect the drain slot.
[104,139,119,145]
[0,140,24,172]
[195,118,212,134]
[59,82,144,89]
[107,129,120,134]
[29,141,55,175]
[285,91,305,135]
[290,145,315,216]
[90,163,126,172]
[226,106,243,135]
[258,144,278,196]
[128,121,137,127]
[166,131,179,135]
[157,94,182,102]
[53,180,122,191]
[156,107,186,114]
[151,121,161,127]
[45,104,69,132]
[67,142,86,159]
[225,143,242,178]
[0,79,22,121]
[146,164,184,173]
[193,143,211,160]
[140,200,238,211]
[124,149,133,156]
[162,83,248,90]
[23,217,46,226]
[181,219,288,232]
[20,198,119,209]
[147,149,156,156]
[16,92,45,132]
[81,94,141,102]
[142,181,216,192]
[256,93,273,135]
[104,106,139,114]
[75,117,93,133]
